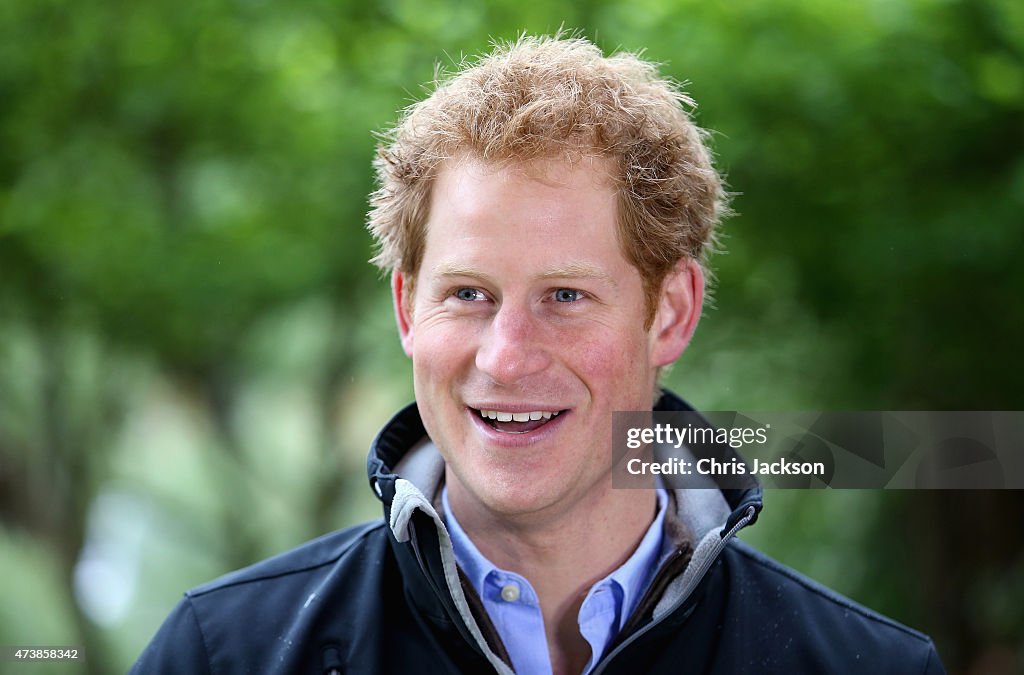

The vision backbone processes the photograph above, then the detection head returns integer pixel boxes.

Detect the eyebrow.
[430,263,497,285]
[430,261,618,288]
[536,263,618,288]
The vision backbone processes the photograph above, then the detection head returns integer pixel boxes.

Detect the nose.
[474,302,552,385]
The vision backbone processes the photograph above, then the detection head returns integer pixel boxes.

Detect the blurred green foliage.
[1,0,1022,673]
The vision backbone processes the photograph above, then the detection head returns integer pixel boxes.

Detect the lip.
[466,405,570,448]
[467,403,568,414]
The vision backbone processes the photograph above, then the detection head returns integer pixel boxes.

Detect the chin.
[459,472,561,517]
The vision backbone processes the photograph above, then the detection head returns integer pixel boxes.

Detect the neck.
[447,475,657,675]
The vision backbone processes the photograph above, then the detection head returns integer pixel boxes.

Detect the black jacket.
[133,392,945,674]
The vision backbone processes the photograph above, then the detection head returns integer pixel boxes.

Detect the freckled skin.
[393,155,699,527]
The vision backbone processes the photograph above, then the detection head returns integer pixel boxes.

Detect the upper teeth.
[479,409,560,422]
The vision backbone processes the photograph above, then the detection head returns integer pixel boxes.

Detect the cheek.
[411,334,467,446]
[567,329,652,398]
[411,324,474,387]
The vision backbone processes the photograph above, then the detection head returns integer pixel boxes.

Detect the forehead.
[421,154,624,269]
[432,152,616,201]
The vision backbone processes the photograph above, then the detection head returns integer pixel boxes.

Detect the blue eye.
[455,288,484,302]
[554,289,582,303]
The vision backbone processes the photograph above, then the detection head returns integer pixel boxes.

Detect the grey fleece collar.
[389,439,514,675]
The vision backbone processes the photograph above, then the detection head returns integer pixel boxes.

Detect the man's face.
[394,155,700,520]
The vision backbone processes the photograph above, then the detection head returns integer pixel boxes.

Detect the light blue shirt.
[442,487,669,675]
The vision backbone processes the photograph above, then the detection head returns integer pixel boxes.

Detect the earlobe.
[392,271,415,357]
[651,258,704,368]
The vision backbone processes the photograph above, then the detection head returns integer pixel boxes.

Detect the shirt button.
[500,583,520,603]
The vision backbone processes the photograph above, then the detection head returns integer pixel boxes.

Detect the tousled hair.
[367,34,728,326]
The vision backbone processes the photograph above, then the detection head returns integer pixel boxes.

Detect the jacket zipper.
[589,505,758,675]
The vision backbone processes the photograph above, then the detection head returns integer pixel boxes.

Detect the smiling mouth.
[474,408,565,434]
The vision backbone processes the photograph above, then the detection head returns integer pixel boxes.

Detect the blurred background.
[1,0,1022,672]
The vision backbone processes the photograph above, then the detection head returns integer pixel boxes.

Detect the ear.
[650,258,704,368]
[392,271,415,358]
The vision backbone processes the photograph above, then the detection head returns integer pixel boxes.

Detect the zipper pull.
[322,645,343,674]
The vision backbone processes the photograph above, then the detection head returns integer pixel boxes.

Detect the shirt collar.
[602,487,668,629]
[442,485,669,629]
[442,486,500,597]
